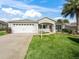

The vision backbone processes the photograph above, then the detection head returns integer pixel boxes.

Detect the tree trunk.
[76,10,79,34]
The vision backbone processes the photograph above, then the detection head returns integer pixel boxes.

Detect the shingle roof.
[0,20,7,24]
[8,17,55,23]
[8,19,38,23]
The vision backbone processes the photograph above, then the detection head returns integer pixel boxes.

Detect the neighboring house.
[0,20,7,30]
[65,23,76,31]
[8,17,56,34]
[56,23,63,32]
[56,23,67,32]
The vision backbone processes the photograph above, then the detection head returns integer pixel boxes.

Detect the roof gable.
[38,17,55,24]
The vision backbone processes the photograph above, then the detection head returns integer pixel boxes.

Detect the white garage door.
[12,24,37,33]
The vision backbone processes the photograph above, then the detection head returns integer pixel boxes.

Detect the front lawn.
[0,31,6,36]
[25,33,79,59]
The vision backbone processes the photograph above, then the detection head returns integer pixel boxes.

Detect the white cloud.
[2,8,23,15]
[0,0,61,20]
[0,0,60,13]
[0,17,8,21]
[23,9,42,18]
[1,7,42,18]
[10,18,26,21]
[11,18,21,20]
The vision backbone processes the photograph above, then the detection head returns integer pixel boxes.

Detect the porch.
[38,17,56,34]
[38,23,56,33]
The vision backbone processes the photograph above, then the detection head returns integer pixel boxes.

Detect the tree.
[61,0,79,34]
[57,19,69,24]
[57,19,63,24]
[63,19,69,23]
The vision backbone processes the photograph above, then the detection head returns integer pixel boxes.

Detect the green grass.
[0,31,6,36]
[25,33,79,59]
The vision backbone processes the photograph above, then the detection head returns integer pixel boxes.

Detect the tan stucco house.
[8,17,56,34]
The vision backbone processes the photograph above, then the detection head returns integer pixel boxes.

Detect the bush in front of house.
[0,28,6,31]
[6,27,12,33]
[62,29,72,34]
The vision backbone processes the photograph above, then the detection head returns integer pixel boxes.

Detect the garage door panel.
[12,25,37,33]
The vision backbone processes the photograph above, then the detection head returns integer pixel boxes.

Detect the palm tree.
[61,0,79,34]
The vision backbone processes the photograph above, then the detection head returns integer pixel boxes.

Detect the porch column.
[40,24,43,39]
[47,25,50,32]
[52,24,56,33]
[47,25,49,29]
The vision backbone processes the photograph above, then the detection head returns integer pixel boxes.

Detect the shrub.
[6,27,12,33]
[62,29,72,34]
[0,28,5,31]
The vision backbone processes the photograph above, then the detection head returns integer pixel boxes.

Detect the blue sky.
[0,0,75,22]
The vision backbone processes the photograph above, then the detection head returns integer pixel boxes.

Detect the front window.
[39,24,47,29]
[43,25,47,29]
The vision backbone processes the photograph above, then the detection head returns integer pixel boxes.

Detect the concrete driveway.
[0,34,33,59]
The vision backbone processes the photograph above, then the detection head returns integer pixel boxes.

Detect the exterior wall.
[38,18,56,33]
[8,18,56,34]
[8,23,38,34]
[8,23,13,28]
[38,24,51,32]
[9,22,56,34]
[56,24,65,32]
[34,23,38,33]
[38,24,56,33]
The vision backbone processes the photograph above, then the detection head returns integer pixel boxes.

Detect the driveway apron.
[0,34,33,59]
